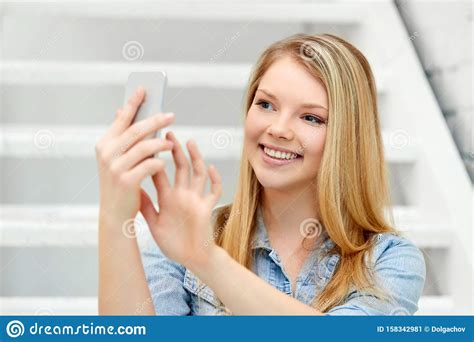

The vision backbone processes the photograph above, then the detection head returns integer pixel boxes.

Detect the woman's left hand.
[139,131,223,272]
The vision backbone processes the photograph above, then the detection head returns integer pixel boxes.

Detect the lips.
[258,144,303,167]
[259,144,303,158]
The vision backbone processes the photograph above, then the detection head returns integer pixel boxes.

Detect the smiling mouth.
[258,144,303,161]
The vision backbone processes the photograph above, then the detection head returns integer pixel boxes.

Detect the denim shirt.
[140,206,426,315]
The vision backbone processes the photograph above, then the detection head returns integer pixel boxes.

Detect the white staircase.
[1,0,471,315]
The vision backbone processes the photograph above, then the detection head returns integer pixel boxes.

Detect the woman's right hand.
[95,86,175,225]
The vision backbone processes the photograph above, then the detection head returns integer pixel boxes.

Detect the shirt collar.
[250,205,272,250]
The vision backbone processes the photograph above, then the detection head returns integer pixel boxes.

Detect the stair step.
[1,61,249,88]
[0,61,387,92]
[0,296,97,315]
[0,205,99,246]
[0,125,243,160]
[0,125,413,162]
[391,206,453,249]
[3,1,365,24]
[0,205,450,247]
[416,295,453,315]
[0,295,452,315]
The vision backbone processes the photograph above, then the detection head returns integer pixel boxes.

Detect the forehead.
[257,56,328,108]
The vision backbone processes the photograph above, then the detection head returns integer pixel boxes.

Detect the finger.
[109,87,145,137]
[152,168,171,206]
[124,158,166,187]
[166,131,190,188]
[116,113,175,155]
[205,164,222,205]
[140,188,158,227]
[112,138,173,172]
[187,139,207,195]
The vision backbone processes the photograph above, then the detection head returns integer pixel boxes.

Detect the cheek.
[244,109,266,143]
[303,131,326,161]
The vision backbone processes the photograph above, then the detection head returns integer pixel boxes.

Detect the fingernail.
[164,112,175,119]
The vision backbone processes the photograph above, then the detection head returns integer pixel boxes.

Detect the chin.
[254,172,293,190]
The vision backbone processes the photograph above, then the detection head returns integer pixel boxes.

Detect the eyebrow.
[256,88,328,111]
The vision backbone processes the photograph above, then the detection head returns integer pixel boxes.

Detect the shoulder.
[371,232,426,271]
[370,232,427,300]
[325,233,427,315]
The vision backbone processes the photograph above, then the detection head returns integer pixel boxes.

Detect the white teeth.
[263,146,298,160]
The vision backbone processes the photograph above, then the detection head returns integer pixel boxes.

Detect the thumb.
[139,188,158,226]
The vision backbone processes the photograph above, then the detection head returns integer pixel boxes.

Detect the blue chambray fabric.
[140,206,426,315]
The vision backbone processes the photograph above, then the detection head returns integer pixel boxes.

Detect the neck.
[261,184,321,242]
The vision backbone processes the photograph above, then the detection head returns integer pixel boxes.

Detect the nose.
[267,113,294,140]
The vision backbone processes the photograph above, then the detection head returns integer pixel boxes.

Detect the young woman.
[97,33,426,315]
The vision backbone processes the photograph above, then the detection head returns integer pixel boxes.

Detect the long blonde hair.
[213,33,399,313]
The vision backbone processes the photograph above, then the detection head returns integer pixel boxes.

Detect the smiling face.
[244,56,329,192]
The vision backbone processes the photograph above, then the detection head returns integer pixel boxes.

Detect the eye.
[302,114,325,125]
[255,100,274,111]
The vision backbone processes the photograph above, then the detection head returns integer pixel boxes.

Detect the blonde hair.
[205,33,400,313]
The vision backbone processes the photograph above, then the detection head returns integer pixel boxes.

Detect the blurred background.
[0,0,472,315]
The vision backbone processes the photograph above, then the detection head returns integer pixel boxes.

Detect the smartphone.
[123,71,167,140]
